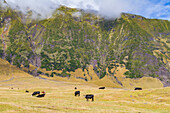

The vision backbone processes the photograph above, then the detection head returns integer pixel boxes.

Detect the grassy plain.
[0,76,169,113]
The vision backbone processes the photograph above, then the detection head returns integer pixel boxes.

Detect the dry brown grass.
[0,76,169,113]
[0,58,32,81]
[69,65,99,81]
[120,77,164,89]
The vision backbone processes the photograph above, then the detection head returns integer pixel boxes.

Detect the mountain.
[0,4,170,86]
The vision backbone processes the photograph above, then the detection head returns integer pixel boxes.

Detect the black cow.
[99,87,105,89]
[75,91,80,96]
[36,91,45,98]
[134,87,142,90]
[36,93,45,98]
[32,91,40,96]
[25,90,29,93]
[84,94,94,101]
[75,87,77,89]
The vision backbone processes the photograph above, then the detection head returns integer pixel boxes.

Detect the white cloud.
[5,0,170,20]
[6,0,59,18]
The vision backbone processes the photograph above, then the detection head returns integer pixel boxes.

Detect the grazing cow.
[84,94,94,101]
[134,87,142,90]
[99,87,105,89]
[75,91,80,96]
[25,90,29,93]
[32,91,40,96]
[36,93,45,98]
[36,91,45,98]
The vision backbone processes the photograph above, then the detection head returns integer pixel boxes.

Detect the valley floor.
[0,77,170,113]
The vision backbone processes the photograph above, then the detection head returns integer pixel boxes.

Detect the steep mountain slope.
[0,5,169,86]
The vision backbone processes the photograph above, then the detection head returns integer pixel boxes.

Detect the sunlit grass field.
[0,77,169,113]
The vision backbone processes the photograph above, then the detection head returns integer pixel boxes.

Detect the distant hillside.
[0,4,170,86]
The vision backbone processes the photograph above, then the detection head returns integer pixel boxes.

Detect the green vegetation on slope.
[0,5,170,86]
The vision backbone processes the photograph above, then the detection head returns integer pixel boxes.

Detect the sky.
[4,0,170,20]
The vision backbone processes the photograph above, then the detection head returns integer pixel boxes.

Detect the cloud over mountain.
[5,0,170,20]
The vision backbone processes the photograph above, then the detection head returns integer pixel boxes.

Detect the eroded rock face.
[1,17,11,59]
[156,67,170,87]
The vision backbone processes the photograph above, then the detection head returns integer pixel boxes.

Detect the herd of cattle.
[10,86,142,101]
[74,87,142,101]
